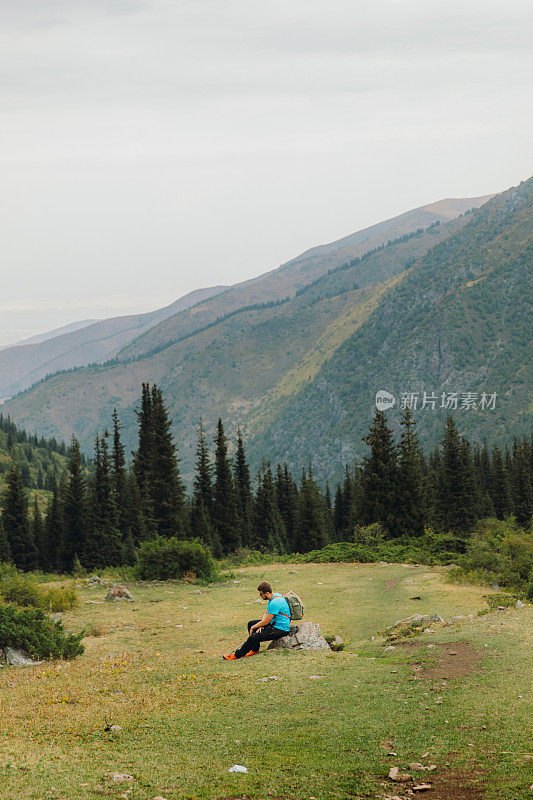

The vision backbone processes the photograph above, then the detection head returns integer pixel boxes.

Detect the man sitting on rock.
[223,581,291,660]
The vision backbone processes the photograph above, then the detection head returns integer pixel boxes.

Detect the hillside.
[2,211,476,480]
[246,178,532,481]
[118,196,489,362]
[0,285,227,399]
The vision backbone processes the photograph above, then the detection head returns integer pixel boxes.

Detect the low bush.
[0,605,84,660]
[134,537,218,581]
[0,573,78,612]
[451,518,533,593]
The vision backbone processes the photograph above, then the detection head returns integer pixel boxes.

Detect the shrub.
[0,573,78,612]
[134,537,218,581]
[0,605,84,660]
[452,517,533,592]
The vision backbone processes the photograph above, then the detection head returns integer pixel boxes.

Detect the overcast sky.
[1,0,531,345]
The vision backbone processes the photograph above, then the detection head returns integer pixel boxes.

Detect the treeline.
[0,383,531,572]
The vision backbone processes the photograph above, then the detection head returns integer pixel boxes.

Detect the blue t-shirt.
[267,593,291,631]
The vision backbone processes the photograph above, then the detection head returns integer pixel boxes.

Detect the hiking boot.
[222,652,237,661]
[244,650,259,657]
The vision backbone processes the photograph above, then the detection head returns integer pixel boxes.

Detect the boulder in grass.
[105,584,135,603]
[267,622,330,651]
[1,647,44,667]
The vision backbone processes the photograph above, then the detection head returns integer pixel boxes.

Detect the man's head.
[257,581,273,600]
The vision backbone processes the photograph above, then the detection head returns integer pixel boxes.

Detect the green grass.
[0,562,531,799]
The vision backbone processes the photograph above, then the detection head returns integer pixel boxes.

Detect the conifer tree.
[124,470,146,545]
[60,436,87,571]
[32,497,51,572]
[190,419,214,547]
[0,517,11,563]
[111,409,128,538]
[275,463,299,552]
[333,482,344,541]
[2,459,37,570]
[234,429,253,548]
[252,461,286,552]
[511,437,533,527]
[296,466,328,552]
[360,410,399,537]
[149,385,187,537]
[489,445,512,519]
[84,435,121,568]
[437,416,477,542]
[324,481,335,542]
[45,477,64,571]
[396,407,427,538]
[212,418,239,554]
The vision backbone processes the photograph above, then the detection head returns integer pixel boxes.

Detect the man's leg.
[235,624,289,658]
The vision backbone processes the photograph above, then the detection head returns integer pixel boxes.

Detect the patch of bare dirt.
[385,578,400,591]
[383,767,485,799]
[395,640,482,680]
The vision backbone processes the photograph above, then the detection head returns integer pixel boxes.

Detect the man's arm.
[250,612,274,633]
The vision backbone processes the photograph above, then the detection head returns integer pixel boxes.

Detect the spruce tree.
[396,407,427,538]
[489,445,512,519]
[252,461,286,553]
[149,385,187,537]
[234,429,253,548]
[45,477,64,571]
[437,416,477,543]
[32,497,51,572]
[61,437,87,571]
[212,418,239,554]
[511,437,533,527]
[84,435,122,569]
[275,463,299,552]
[111,408,128,538]
[0,517,12,563]
[333,483,344,541]
[296,466,328,552]
[124,470,146,545]
[360,410,399,537]
[2,459,37,571]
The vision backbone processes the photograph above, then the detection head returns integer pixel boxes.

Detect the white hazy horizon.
[1,0,531,346]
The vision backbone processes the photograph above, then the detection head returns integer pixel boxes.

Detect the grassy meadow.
[0,562,531,800]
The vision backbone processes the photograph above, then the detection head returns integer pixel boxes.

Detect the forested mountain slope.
[245,178,532,482]
[2,206,485,483]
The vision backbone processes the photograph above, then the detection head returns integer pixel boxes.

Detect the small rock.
[105,772,133,783]
[152,796,170,800]
[408,763,425,770]
[228,764,248,773]
[288,570,298,574]
[447,651,458,656]
[308,675,325,679]
[192,590,202,594]
[109,725,122,732]
[194,649,205,654]
[383,646,396,653]
[329,635,344,652]
[50,613,62,624]
[412,784,432,792]
[388,767,412,782]
[516,600,524,608]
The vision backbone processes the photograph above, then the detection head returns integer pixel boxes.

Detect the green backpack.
[283,590,305,621]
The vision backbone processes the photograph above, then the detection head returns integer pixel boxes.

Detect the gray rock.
[106,584,135,602]
[2,647,44,667]
[267,622,330,651]
[50,613,62,624]
[516,600,525,608]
